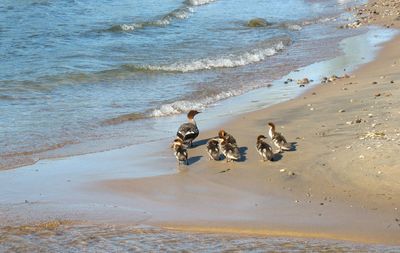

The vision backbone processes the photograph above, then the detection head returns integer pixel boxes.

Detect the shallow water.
[1,222,399,252]
[0,0,368,169]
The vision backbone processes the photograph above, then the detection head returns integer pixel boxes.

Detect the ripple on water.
[0,222,398,252]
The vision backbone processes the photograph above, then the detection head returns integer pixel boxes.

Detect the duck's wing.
[177,123,199,141]
[274,132,287,144]
[227,134,237,145]
[274,132,292,150]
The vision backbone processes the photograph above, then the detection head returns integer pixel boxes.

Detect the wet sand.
[100,1,400,245]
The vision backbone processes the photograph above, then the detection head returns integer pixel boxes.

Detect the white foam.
[186,0,217,6]
[286,24,302,31]
[145,41,287,73]
[119,23,143,31]
[150,89,244,117]
[170,7,194,19]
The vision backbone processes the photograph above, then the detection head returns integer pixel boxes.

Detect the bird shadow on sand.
[289,142,298,151]
[238,146,248,162]
[187,155,202,165]
[192,138,209,148]
[272,152,283,162]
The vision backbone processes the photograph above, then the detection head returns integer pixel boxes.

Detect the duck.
[218,129,237,146]
[256,135,274,162]
[206,138,220,161]
[219,137,240,162]
[267,122,292,152]
[171,138,188,165]
[177,110,201,147]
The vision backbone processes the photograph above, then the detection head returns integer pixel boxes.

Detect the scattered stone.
[359,155,365,159]
[375,93,381,97]
[288,171,296,176]
[372,81,378,84]
[338,109,346,113]
[390,80,395,84]
[280,168,286,173]
[368,113,373,118]
[320,202,324,205]
[363,131,386,139]
[312,92,316,95]
[297,78,310,86]
[219,169,231,173]
[355,119,362,123]
[247,18,270,27]
[346,121,353,125]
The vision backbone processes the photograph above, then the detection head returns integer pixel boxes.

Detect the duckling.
[256,135,274,162]
[267,122,292,152]
[177,110,201,148]
[218,129,237,146]
[219,137,240,162]
[206,138,220,161]
[171,138,188,165]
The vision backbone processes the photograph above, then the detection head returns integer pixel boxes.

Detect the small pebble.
[339,109,346,113]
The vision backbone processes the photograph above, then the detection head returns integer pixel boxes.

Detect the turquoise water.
[1,0,364,169]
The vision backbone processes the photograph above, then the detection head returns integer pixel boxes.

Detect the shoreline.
[98,14,400,245]
[1,0,400,248]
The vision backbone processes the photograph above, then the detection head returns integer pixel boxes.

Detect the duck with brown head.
[171,138,188,165]
[176,110,201,148]
[218,136,240,162]
[256,135,274,162]
[267,122,292,152]
[206,138,220,161]
[218,129,237,146]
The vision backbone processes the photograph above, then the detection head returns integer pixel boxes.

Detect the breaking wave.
[185,0,217,6]
[126,38,290,73]
[150,89,244,117]
[108,6,193,32]
[107,0,217,32]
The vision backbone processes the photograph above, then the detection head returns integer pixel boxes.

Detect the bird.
[171,138,188,165]
[176,110,201,148]
[256,135,274,162]
[206,138,220,161]
[219,137,240,162]
[267,122,292,152]
[218,129,237,146]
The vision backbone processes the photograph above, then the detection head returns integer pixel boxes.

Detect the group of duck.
[171,110,292,165]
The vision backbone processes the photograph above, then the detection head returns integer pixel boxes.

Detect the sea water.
[1,0,368,169]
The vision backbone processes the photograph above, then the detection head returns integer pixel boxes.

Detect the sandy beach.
[99,0,400,245]
[1,0,400,250]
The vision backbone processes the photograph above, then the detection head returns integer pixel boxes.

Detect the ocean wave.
[106,0,215,33]
[102,112,149,125]
[150,89,243,117]
[185,0,217,6]
[103,87,252,125]
[129,39,290,73]
[108,7,193,32]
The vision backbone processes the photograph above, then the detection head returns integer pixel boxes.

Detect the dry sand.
[99,1,400,245]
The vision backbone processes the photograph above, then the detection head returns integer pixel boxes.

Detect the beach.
[1,0,400,251]
[103,0,400,245]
